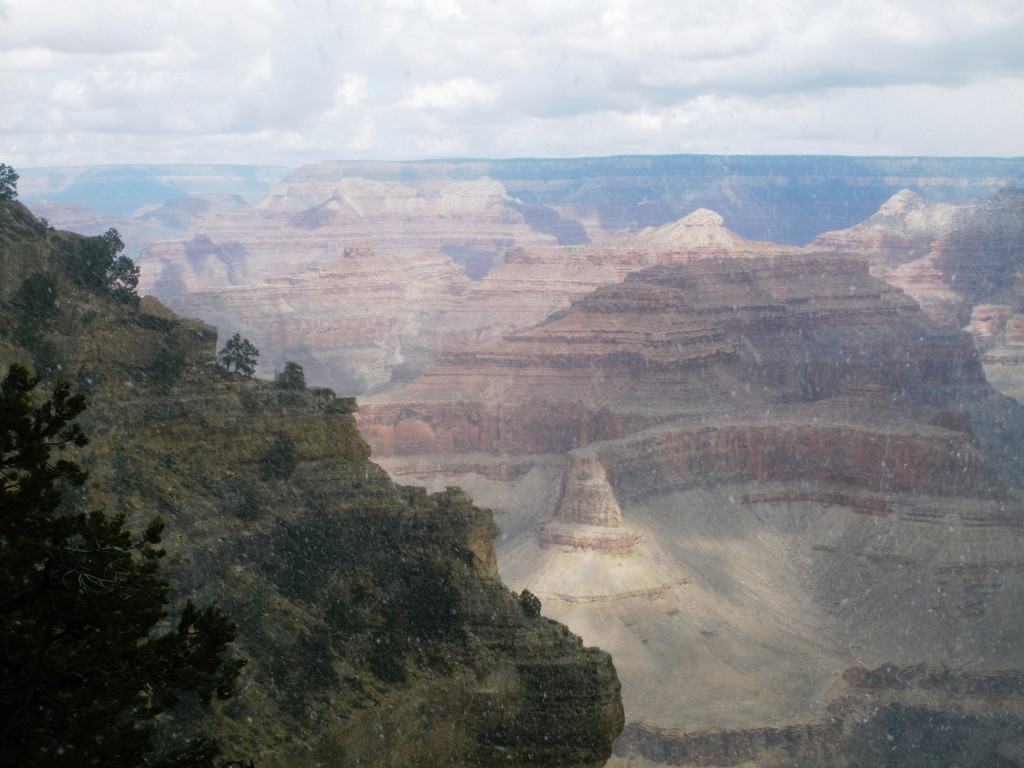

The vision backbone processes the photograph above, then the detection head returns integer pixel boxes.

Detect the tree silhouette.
[0,163,18,200]
[0,364,245,768]
[217,333,259,377]
[275,361,306,390]
[66,227,139,303]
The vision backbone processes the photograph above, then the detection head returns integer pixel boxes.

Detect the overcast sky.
[2,0,1023,167]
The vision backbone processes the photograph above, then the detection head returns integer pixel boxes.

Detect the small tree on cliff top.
[217,333,259,377]
[0,163,18,200]
[0,364,245,767]
[275,361,306,390]
[66,227,139,304]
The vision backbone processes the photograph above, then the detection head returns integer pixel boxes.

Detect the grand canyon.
[18,156,1024,766]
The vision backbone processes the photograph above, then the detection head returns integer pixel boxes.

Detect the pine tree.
[274,361,306,390]
[217,333,260,377]
[0,364,245,768]
[0,163,17,200]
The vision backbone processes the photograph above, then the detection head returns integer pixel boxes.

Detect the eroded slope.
[359,254,1024,765]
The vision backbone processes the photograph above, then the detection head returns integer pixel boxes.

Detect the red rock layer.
[433,208,795,349]
[361,254,991,503]
[597,415,1000,501]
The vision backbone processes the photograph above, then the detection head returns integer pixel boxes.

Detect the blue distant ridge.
[18,156,1024,245]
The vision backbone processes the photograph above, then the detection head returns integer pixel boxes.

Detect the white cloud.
[401,77,500,109]
[336,74,370,108]
[1,0,1022,166]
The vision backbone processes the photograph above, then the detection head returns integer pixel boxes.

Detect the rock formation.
[808,189,971,268]
[137,171,558,297]
[812,187,1024,406]
[0,198,624,768]
[358,253,1024,765]
[164,243,473,392]
[158,206,792,394]
[433,208,794,350]
[810,188,1024,327]
[21,157,1024,250]
[538,452,643,555]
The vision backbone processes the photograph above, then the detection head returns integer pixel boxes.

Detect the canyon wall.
[358,253,1024,766]
[0,199,624,768]
[139,174,557,297]
[22,156,1024,246]
[17,162,1024,765]
[812,187,1024,407]
[159,206,794,393]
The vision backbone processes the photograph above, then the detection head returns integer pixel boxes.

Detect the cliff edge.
[0,198,623,767]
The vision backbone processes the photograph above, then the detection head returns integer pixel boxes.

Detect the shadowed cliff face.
[0,199,623,768]
[358,253,1024,766]
[812,187,1024,412]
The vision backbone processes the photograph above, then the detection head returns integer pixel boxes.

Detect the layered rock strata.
[159,207,793,394]
[615,664,1024,767]
[808,189,971,268]
[361,254,993,462]
[138,174,557,296]
[538,453,643,555]
[434,208,794,349]
[812,187,1024,407]
[359,253,1024,765]
[164,244,473,392]
[811,187,1024,339]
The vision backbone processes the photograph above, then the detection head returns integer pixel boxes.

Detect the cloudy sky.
[2,0,1023,167]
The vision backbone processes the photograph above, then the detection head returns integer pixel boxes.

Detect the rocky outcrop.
[552,453,627,526]
[361,254,994,463]
[433,208,795,350]
[811,187,1024,329]
[0,199,624,768]
[808,189,971,268]
[928,188,1024,308]
[538,453,643,555]
[812,187,1024,408]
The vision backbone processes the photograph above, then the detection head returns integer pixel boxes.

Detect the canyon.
[357,254,1024,765]
[21,156,1024,247]
[14,158,1024,765]
[159,205,796,391]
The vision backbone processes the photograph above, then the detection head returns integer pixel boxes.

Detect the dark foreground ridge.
[0,196,623,766]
